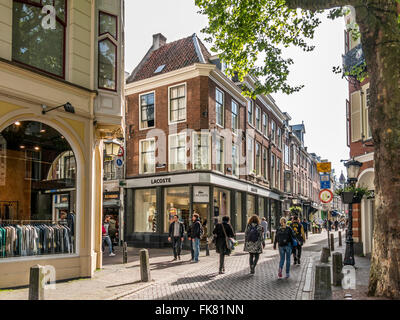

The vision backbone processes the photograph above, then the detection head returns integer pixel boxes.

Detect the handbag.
[221,223,235,251]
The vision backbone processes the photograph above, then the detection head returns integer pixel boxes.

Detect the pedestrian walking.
[274,217,296,279]
[301,218,309,239]
[102,215,115,257]
[168,215,185,261]
[290,216,305,265]
[261,217,268,240]
[191,213,203,263]
[334,220,339,231]
[187,223,194,261]
[213,216,235,274]
[244,215,265,274]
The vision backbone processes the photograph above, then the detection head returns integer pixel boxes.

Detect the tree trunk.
[354,2,400,299]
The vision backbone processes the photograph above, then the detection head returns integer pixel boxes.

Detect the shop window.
[235,193,242,232]
[169,133,186,171]
[216,88,224,127]
[12,0,66,78]
[98,38,117,91]
[165,187,190,233]
[139,92,155,129]
[215,136,224,173]
[139,138,155,174]
[213,188,230,224]
[193,132,210,170]
[169,84,186,123]
[258,197,265,218]
[134,189,157,232]
[0,121,77,259]
[247,194,255,223]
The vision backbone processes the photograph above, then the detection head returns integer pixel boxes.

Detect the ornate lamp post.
[343,159,363,266]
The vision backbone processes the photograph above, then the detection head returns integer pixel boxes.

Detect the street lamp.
[343,158,363,266]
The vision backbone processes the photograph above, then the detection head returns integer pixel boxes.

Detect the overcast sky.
[124,0,349,177]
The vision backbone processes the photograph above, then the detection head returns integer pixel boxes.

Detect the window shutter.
[362,83,371,139]
[351,91,362,142]
[346,99,350,147]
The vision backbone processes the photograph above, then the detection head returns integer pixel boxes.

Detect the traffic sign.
[319,189,334,203]
[117,146,124,157]
[115,157,124,168]
[317,162,331,173]
[320,173,331,189]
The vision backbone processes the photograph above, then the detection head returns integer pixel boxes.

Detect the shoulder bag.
[222,223,235,251]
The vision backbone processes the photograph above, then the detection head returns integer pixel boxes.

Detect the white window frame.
[139,138,156,174]
[231,99,239,134]
[271,120,276,144]
[255,106,261,132]
[248,100,254,127]
[263,147,268,180]
[247,136,254,174]
[271,154,275,187]
[277,127,282,149]
[255,142,262,176]
[192,132,211,170]
[216,87,225,128]
[262,112,268,137]
[138,90,156,131]
[168,82,187,125]
[168,132,187,172]
[215,135,225,173]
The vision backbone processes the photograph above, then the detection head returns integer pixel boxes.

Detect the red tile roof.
[127,34,211,83]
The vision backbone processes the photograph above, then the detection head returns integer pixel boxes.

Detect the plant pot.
[342,191,355,204]
[352,195,363,203]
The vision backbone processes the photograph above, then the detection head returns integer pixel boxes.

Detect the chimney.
[152,33,167,50]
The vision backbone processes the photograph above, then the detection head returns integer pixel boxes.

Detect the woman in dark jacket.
[213,216,235,274]
[244,215,265,274]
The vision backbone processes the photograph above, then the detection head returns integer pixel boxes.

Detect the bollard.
[29,265,45,300]
[140,249,151,282]
[320,247,330,263]
[271,230,276,244]
[330,233,335,251]
[338,231,342,247]
[123,242,128,264]
[332,252,343,286]
[206,243,210,256]
[314,264,332,300]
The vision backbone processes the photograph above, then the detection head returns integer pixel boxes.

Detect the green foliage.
[335,185,371,198]
[289,205,302,215]
[195,0,323,96]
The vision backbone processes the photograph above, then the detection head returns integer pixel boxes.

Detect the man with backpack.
[191,213,203,263]
[290,216,305,265]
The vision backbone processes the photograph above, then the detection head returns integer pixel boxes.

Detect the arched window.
[12,0,67,78]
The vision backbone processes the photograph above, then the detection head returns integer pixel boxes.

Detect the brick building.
[124,33,290,247]
[343,7,375,256]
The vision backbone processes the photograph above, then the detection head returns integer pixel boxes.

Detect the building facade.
[0,0,125,288]
[343,7,375,256]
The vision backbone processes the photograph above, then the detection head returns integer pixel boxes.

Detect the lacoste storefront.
[124,172,283,248]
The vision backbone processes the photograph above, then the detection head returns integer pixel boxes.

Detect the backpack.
[277,227,292,247]
[291,222,303,245]
[247,225,259,242]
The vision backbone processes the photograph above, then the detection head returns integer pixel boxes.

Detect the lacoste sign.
[151,177,172,185]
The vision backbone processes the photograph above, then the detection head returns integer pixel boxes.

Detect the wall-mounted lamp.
[42,102,75,115]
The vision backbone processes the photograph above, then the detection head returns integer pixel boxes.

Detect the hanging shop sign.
[193,186,210,203]
[319,189,334,204]
[317,162,331,173]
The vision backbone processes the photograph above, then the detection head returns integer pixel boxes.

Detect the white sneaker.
[109,253,116,257]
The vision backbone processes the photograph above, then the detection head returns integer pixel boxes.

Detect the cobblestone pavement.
[122,246,320,300]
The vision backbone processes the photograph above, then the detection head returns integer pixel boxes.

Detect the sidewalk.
[0,230,330,300]
[310,230,389,300]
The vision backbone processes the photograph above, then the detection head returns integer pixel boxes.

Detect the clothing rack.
[0,220,57,224]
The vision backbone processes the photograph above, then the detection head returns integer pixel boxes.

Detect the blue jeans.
[192,238,200,261]
[279,245,292,274]
[103,235,113,254]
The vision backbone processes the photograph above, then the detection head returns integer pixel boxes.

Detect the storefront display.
[0,121,77,259]
[235,193,242,232]
[134,189,157,232]
[258,197,265,218]
[164,187,190,232]
[247,194,256,223]
[213,188,230,224]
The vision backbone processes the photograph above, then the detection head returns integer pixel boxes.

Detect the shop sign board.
[193,186,210,203]
[319,189,334,204]
[317,162,331,173]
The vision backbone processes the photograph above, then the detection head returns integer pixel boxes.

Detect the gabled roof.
[126,33,212,84]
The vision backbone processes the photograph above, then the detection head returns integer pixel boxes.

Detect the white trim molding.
[354,152,374,163]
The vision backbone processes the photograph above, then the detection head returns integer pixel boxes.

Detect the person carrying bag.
[212,216,235,274]
[274,217,297,278]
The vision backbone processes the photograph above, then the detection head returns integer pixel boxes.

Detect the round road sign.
[319,189,334,203]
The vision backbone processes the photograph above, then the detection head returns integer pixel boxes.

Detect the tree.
[195,0,400,299]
